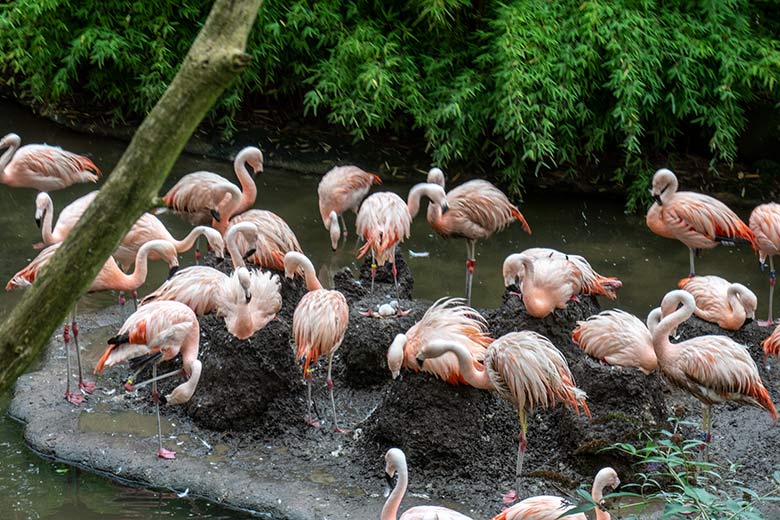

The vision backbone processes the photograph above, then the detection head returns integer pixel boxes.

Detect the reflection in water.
[0,99,769,518]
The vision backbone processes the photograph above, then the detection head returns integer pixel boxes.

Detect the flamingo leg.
[132,290,138,311]
[766,257,776,326]
[305,369,321,427]
[370,250,376,293]
[71,306,96,394]
[503,411,527,504]
[327,354,347,433]
[118,291,127,320]
[700,403,712,461]
[340,215,348,240]
[63,324,82,405]
[195,236,201,265]
[153,364,176,459]
[688,248,696,277]
[391,249,399,297]
[465,239,476,306]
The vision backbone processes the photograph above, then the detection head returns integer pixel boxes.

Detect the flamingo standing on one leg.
[94,301,202,459]
[651,290,777,455]
[492,467,620,520]
[749,203,780,325]
[425,168,531,306]
[318,165,381,250]
[387,297,492,385]
[6,239,180,404]
[381,448,475,520]
[0,133,101,190]
[225,213,302,271]
[678,275,757,330]
[417,331,590,502]
[162,146,264,234]
[284,252,349,431]
[645,168,755,276]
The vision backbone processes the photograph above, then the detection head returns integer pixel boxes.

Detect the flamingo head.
[34,192,52,228]
[426,167,445,188]
[387,334,407,379]
[164,359,202,406]
[502,254,524,287]
[202,227,225,260]
[646,307,663,333]
[145,240,180,272]
[384,448,406,481]
[523,293,555,319]
[733,283,757,319]
[594,466,620,496]
[0,133,20,150]
[417,339,457,368]
[236,267,252,303]
[328,211,340,251]
[243,147,264,175]
[650,168,678,205]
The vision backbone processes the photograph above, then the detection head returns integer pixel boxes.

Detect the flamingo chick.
[226,211,302,271]
[678,275,757,330]
[318,165,381,250]
[492,467,620,520]
[94,301,201,459]
[284,252,349,431]
[0,133,101,190]
[426,168,531,305]
[387,297,492,385]
[749,203,780,325]
[652,290,776,452]
[163,146,263,234]
[381,448,475,520]
[646,168,755,276]
[417,331,590,502]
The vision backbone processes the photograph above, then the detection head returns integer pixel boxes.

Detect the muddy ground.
[9,260,780,518]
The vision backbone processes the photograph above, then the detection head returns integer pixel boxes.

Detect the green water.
[0,99,771,518]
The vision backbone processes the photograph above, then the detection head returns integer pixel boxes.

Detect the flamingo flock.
[4,133,780,518]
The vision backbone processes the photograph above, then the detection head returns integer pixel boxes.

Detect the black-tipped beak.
[744,317,754,325]
[652,194,662,205]
[35,217,41,229]
[441,201,449,214]
[168,265,179,279]
[385,472,394,486]
[158,394,168,405]
[245,290,252,303]
[416,356,424,369]
[242,248,256,261]
[210,209,221,222]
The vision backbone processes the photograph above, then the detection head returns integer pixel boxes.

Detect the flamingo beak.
[440,200,449,214]
[210,209,221,222]
[385,472,394,487]
[652,194,662,205]
[243,248,256,261]
[244,288,252,303]
[168,265,179,278]
[35,217,41,228]
[416,355,424,369]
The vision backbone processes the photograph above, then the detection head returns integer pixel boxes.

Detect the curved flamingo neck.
[591,475,612,520]
[290,254,322,291]
[725,285,746,326]
[174,226,208,253]
[432,341,493,390]
[381,465,408,520]
[652,294,695,363]
[181,321,201,369]
[226,222,256,267]
[407,183,439,218]
[0,134,19,176]
[233,149,258,215]
[40,197,55,244]
[120,243,155,290]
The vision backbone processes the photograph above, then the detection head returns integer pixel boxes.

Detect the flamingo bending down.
[387,297,492,385]
[141,265,281,339]
[0,133,101,191]
[317,165,381,250]
[572,308,663,375]
[492,467,620,520]
[426,168,531,305]
[94,301,201,459]
[749,203,780,325]
[226,211,302,271]
[162,146,264,234]
[6,239,179,404]
[417,331,590,502]
[678,275,757,331]
[652,290,776,451]
[284,252,349,431]
[381,448,474,520]
[645,168,755,276]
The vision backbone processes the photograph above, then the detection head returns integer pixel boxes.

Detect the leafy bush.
[1,1,779,207]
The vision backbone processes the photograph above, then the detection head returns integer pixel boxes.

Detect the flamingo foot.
[502,490,519,504]
[157,448,176,459]
[124,382,137,392]
[305,415,322,428]
[758,319,779,327]
[65,391,84,405]
[79,380,97,394]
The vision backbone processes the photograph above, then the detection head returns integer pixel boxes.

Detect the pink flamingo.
[317,165,381,250]
[35,191,97,245]
[94,301,201,459]
[284,252,350,431]
[652,290,777,451]
[387,297,492,385]
[749,203,780,325]
[761,323,780,360]
[162,146,264,234]
[426,168,531,305]
[572,308,662,375]
[678,275,757,330]
[141,265,281,339]
[417,331,590,502]
[0,133,101,190]
[381,448,475,520]
[646,168,755,276]
[357,184,447,292]
[502,250,622,319]
[226,211,302,271]
[6,239,179,404]
[492,467,620,520]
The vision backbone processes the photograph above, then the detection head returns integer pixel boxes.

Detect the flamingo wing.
[663,192,754,248]
[749,203,780,262]
[5,243,60,290]
[292,290,349,374]
[229,210,302,270]
[400,505,475,519]
[491,496,583,520]
[140,266,225,315]
[678,275,729,321]
[318,165,380,222]
[572,309,656,374]
[356,192,411,263]
[163,172,241,225]
[567,254,622,299]
[51,191,98,241]
[444,180,531,238]
[7,145,101,189]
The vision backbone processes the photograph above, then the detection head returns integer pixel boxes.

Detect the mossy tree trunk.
[0,0,263,391]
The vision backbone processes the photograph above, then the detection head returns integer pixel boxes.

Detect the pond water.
[0,99,771,518]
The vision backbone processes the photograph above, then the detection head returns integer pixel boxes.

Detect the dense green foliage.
[1,1,779,205]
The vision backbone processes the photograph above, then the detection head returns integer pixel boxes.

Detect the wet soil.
[9,273,780,518]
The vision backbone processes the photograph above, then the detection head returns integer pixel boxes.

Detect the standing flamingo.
[572,309,662,375]
[417,331,590,502]
[94,301,201,459]
[651,290,776,451]
[646,168,755,276]
[284,252,349,431]
[162,146,264,234]
[35,191,97,245]
[387,297,492,385]
[0,133,101,190]
[225,212,302,271]
[6,239,179,404]
[678,275,757,330]
[381,448,475,520]
[749,203,780,325]
[318,165,381,250]
[492,467,620,520]
[141,265,281,339]
[425,168,531,305]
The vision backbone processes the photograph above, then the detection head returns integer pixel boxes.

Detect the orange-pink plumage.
[678,275,757,331]
[318,165,381,250]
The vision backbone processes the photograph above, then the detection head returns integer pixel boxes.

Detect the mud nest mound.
[353,250,414,300]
